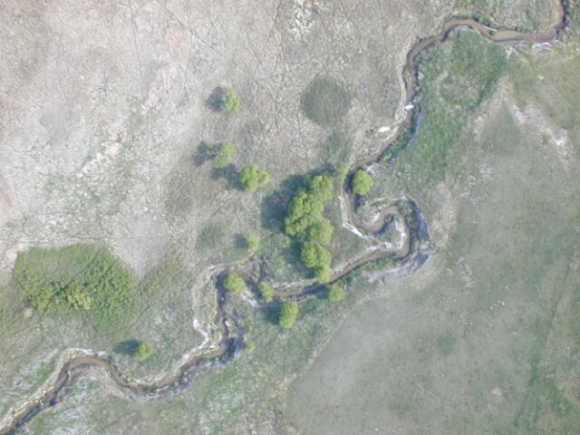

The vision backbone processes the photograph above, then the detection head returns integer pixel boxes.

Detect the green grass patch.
[12,244,137,323]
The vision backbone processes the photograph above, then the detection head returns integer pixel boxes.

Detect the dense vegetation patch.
[284,172,336,282]
[12,244,136,320]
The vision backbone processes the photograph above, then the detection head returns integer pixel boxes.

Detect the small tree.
[258,282,274,302]
[327,283,346,302]
[223,272,247,295]
[279,301,299,329]
[135,341,154,362]
[245,233,260,253]
[224,87,241,114]
[351,169,374,195]
[214,143,237,169]
[240,165,270,192]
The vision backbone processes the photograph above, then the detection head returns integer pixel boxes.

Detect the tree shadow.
[192,141,217,167]
[113,339,140,357]
[233,233,248,251]
[206,87,226,112]
[211,164,241,190]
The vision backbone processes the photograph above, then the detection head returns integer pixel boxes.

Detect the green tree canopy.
[351,169,374,195]
[279,301,299,329]
[223,272,247,295]
[240,165,270,192]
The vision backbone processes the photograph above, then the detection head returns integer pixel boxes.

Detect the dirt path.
[0,1,572,433]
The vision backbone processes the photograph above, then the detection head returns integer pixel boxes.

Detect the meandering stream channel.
[0,1,572,433]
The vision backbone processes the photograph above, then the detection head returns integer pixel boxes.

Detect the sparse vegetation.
[327,283,346,302]
[214,143,237,169]
[279,301,299,329]
[240,165,270,192]
[351,170,374,196]
[223,272,247,295]
[12,244,136,320]
[258,282,274,302]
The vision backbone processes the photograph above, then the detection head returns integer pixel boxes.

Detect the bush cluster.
[284,174,335,282]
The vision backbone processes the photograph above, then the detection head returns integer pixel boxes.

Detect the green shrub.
[135,341,154,362]
[223,272,247,295]
[351,170,374,195]
[13,244,136,320]
[224,87,241,114]
[279,301,299,329]
[214,143,237,169]
[245,233,260,253]
[240,165,270,192]
[258,282,274,302]
[327,283,346,302]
